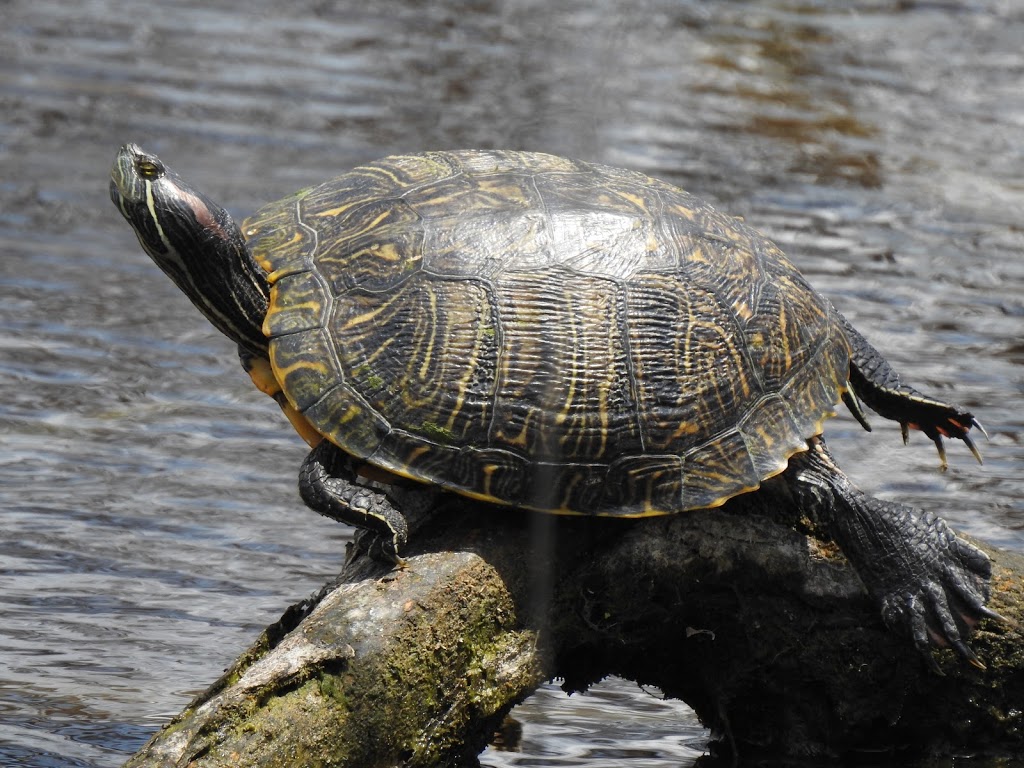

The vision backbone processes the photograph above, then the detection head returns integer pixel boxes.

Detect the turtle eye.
[136,159,164,180]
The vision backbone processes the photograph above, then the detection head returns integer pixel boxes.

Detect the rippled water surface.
[1,1,1022,765]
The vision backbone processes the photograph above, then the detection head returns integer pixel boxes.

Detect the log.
[124,483,1023,767]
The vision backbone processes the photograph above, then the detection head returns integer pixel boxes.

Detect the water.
[1,1,1022,765]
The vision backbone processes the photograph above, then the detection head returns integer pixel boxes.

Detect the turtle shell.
[243,150,851,516]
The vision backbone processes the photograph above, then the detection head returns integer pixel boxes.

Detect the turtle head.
[110,144,269,358]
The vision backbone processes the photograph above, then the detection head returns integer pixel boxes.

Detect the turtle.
[110,144,999,664]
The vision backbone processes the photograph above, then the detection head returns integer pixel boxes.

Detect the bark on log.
[124,483,1023,767]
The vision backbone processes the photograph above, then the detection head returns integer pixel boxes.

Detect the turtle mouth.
[108,176,122,208]
[109,145,168,261]
[110,145,140,205]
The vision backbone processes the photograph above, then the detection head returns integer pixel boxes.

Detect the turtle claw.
[953,639,986,671]
[870,508,996,669]
[972,417,990,440]
[350,528,409,568]
[961,417,988,466]
[974,603,1017,632]
[883,578,990,671]
[843,389,872,432]
[788,442,998,671]
[963,432,984,466]
[901,405,985,470]
[929,431,950,472]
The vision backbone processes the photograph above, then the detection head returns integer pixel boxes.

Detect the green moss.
[135,556,541,768]
[320,560,538,766]
[351,363,386,390]
[420,420,455,444]
[318,674,350,708]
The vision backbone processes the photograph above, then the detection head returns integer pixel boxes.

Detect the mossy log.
[124,483,1023,767]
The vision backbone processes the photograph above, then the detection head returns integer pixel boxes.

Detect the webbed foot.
[348,529,409,568]
[300,440,409,565]
[876,510,1002,669]
[787,438,1000,668]
[838,309,986,469]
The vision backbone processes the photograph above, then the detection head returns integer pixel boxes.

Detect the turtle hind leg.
[837,310,984,469]
[299,439,409,565]
[786,438,999,667]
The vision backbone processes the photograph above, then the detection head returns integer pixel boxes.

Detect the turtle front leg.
[299,440,409,565]
[787,438,1000,668]
[836,310,984,470]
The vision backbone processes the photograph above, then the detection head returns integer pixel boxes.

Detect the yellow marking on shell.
[281,400,325,447]
[262,296,323,338]
[316,205,392,235]
[273,357,332,385]
[258,234,305,282]
[338,299,400,332]
[427,348,481,443]
[779,301,792,371]
[403,445,433,469]
[554,301,579,431]
[500,421,532,448]
[553,397,573,428]
[479,463,498,499]
[362,337,397,374]
[337,403,366,425]
[676,376,850,514]
[717,323,753,404]
[453,483,508,507]
[310,368,853,521]
[677,378,852,514]
[364,241,404,262]
[677,477,766,516]
[671,203,699,222]
[669,421,701,441]
[255,253,273,275]
[313,203,357,219]
[618,191,650,212]
[417,289,438,381]
[593,375,609,458]
[262,285,283,334]
[686,243,710,266]
[245,356,324,447]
